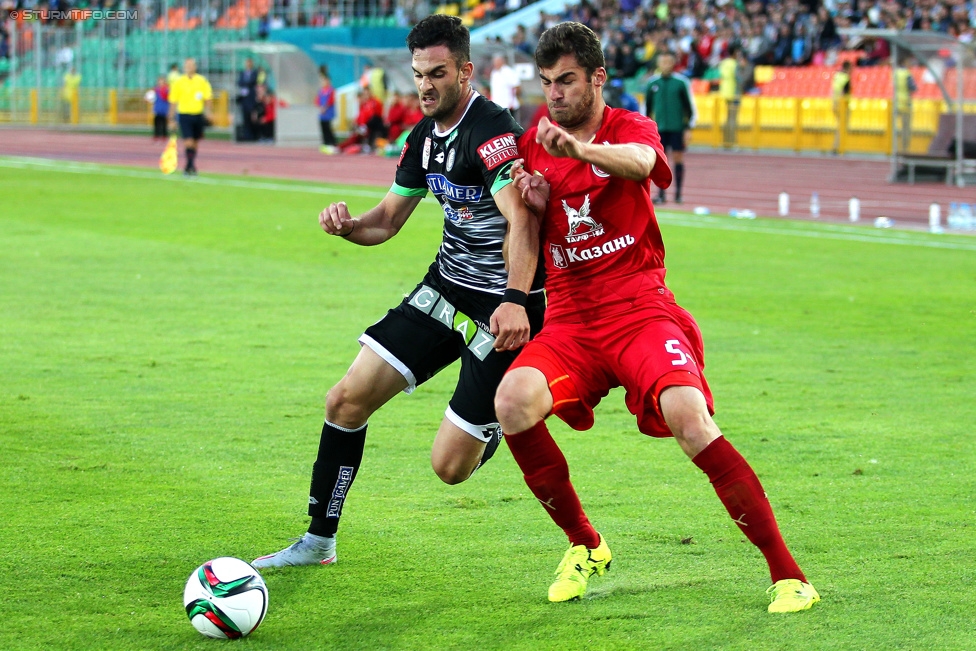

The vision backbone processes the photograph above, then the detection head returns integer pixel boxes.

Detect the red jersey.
[357,97,383,127]
[518,106,673,322]
[386,100,408,129]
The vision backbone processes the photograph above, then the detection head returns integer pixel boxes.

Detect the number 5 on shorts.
[665,339,689,366]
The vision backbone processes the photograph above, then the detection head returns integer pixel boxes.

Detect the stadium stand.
[1,0,973,159]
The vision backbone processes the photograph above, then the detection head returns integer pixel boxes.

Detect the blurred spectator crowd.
[488,0,976,82]
[4,0,976,69]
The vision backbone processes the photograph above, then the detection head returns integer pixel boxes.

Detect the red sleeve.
[617,111,672,189]
[357,100,378,126]
[517,129,539,170]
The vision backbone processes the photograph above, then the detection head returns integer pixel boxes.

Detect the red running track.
[2,127,973,228]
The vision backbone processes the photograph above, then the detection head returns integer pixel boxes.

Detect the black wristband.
[501,288,528,307]
[339,220,357,238]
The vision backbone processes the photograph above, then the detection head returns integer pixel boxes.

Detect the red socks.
[504,421,600,549]
[506,425,804,582]
[693,436,806,583]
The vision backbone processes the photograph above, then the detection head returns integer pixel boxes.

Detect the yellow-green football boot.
[766,579,820,613]
[548,534,612,602]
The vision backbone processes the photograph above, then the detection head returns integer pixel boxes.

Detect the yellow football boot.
[548,534,612,603]
[767,579,821,613]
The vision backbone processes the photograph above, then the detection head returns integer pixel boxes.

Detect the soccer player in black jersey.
[253,15,545,568]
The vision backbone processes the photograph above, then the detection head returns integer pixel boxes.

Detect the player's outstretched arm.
[489,182,539,352]
[536,117,658,182]
[318,192,423,246]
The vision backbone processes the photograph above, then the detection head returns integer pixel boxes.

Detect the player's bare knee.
[432,457,469,485]
[661,385,720,455]
[325,383,368,428]
[435,467,466,485]
[494,379,521,420]
[670,410,721,458]
[494,387,533,432]
[496,370,549,432]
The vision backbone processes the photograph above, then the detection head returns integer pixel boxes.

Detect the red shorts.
[508,302,714,437]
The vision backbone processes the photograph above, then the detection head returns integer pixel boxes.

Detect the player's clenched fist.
[319,201,356,237]
[536,117,583,160]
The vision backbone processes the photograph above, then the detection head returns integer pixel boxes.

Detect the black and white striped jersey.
[391,92,544,295]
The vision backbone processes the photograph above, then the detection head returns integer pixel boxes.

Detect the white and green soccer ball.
[183,557,268,639]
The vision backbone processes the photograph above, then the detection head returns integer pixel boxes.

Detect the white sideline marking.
[658,212,976,252]
[0,155,390,199]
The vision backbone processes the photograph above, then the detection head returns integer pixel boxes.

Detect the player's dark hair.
[535,22,605,78]
[406,15,470,67]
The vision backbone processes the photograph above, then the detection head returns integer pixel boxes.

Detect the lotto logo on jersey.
[397,141,410,167]
[477,133,518,170]
[426,174,484,203]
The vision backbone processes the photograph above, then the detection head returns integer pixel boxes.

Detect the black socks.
[307,420,367,538]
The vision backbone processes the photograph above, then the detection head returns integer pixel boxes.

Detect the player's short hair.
[535,22,605,78]
[406,15,470,67]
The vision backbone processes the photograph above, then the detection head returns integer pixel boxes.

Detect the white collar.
[432,90,480,139]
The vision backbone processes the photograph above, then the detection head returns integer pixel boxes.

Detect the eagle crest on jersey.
[562,195,604,243]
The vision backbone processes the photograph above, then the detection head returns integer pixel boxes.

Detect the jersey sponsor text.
[559,234,636,265]
[426,173,484,202]
[477,133,518,170]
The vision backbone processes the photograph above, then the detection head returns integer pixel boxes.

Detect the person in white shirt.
[489,54,521,119]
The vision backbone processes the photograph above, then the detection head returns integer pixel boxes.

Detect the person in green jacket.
[645,50,697,204]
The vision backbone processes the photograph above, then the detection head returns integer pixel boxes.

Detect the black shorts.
[659,130,686,152]
[178,113,205,140]
[361,264,545,440]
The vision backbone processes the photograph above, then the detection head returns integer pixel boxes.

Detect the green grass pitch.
[1,159,975,650]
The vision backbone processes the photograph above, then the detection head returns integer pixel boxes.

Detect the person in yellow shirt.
[718,45,739,148]
[167,58,213,176]
[359,63,388,104]
[61,67,81,123]
[894,60,916,153]
[832,61,852,154]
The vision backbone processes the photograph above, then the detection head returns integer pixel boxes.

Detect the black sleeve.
[470,108,524,194]
[392,123,430,195]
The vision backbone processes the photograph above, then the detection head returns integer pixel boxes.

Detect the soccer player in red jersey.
[496,22,820,613]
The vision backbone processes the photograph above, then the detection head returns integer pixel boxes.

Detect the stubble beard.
[423,77,464,123]
[550,84,595,131]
